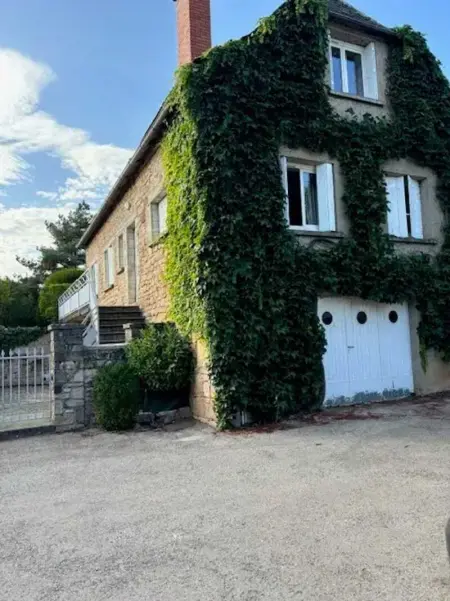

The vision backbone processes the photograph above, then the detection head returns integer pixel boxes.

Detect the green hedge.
[93,363,141,431]
[126,323,194,391]
[39,268,83,322]
[0,327,42,353]
[162,0,450,427]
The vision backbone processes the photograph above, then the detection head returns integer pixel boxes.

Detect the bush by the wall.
[0,326,42,353]
[93,363,141,431]
[39,267,83,323]
[126,323,194,391]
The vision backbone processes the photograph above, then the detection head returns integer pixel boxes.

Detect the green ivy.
[162,0,450,427]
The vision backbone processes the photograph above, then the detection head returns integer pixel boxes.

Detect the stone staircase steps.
[97,306,146,345]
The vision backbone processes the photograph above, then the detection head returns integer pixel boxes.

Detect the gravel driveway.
[1,400,449,600]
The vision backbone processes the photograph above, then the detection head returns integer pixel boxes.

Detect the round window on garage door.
[357,311,367,325]
[389,310,399,323]
[322,312,333,326]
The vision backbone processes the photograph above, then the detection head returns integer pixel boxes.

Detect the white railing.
[58,269,96,321]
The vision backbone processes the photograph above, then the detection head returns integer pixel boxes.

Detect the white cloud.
[0,203,74,277]
[0,48,134,276]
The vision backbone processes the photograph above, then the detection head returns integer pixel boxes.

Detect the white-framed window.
[117,233,125,272]
[149,195,168,243]
[385,175,424,239]
[329,39,378,101]
[103,245,115,289]
[280,157,336,232]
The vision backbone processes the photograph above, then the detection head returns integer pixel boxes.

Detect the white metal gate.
[0,347,52,432]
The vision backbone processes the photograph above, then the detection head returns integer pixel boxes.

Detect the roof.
[79,0,393,249]
[328,0,393,37]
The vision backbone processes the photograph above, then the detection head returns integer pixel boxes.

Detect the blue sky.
[0,0,447,276]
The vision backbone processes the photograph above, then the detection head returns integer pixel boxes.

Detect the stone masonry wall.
[85,147,169,323]
[84,146,216,426]
[50,324,125,431]
[191,338,216,426]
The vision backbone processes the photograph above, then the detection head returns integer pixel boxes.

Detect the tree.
[0,276,42,327]
[17,201,92,283]
[38,268,84,323]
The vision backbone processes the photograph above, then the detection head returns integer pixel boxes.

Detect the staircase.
[98,306,146,345]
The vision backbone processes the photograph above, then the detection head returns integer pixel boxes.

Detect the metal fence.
[0,348,52,431]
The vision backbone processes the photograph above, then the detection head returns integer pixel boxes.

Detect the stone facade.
[85,147,169,323]
[49,324,126,431]
[85,147,215,425]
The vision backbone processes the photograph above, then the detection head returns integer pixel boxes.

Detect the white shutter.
[328,34,334,90]
[93,263,99,296]
[280,156,289,222]
[408,176,424,239]
[386,176,407,237]
[159,197,168,234]
[150,203,160,242]
[103,250,109,288]
[362,42,379,100]
[108,247,115,285]
[317,163,336,232]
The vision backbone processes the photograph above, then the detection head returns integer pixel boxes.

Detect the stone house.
[59,0,450,425]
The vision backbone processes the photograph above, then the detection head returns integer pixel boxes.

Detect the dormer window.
[329,40,379,101]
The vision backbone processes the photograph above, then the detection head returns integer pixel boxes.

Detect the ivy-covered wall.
[162,0,450,427]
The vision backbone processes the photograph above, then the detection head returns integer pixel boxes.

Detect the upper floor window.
[329,40,379,101]
[280,157,336,233]
[149,195,168,243]
[117,233,125,272]
[104,245,115,289]
[385,175,423,239]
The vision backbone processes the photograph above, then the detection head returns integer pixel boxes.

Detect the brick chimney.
[175,0,212,65]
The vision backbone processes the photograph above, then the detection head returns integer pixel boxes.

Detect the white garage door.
[318,297,414,407]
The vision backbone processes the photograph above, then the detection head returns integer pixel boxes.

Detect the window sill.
[148,231,168,248]
[104,284,115,292]
[329,90,384,107]
[390,237,437,246]
[291,230,345,239]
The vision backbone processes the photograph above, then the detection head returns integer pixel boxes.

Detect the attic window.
[329,39,379,101]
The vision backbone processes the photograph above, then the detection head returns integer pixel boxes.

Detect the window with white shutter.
[91,263,99,297]
[329,39,378,101]
[117,234,125,272]
[104,246,115,289]
[149,195,168,243]
[281,158,336,232]
[385,175,423,239]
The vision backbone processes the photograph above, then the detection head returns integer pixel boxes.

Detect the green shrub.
[39,268,83,322]
[93,363,140,431]
[126,323,194,391]
[0,326,42,353]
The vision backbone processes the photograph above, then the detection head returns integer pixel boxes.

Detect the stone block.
[178,406,192,420]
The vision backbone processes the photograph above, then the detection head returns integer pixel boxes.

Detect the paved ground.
[1,398,450,601]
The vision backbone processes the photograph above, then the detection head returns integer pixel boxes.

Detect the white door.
[318,297,414,407]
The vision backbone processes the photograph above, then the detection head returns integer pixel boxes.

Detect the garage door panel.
[377,303,414,395]
[318,298,350,401]
[347,300,382,390]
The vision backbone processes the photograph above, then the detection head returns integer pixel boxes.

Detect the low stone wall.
[49,324,125,431]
